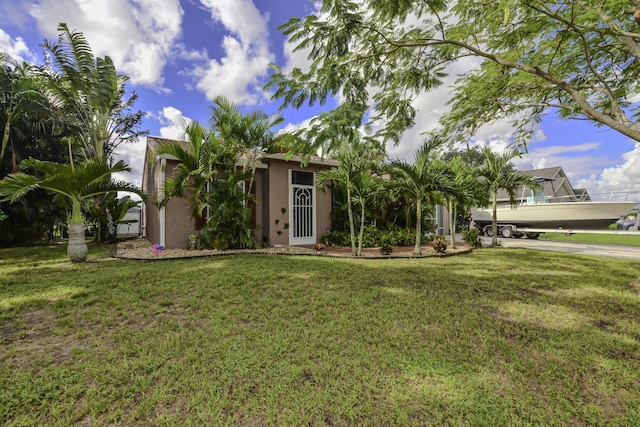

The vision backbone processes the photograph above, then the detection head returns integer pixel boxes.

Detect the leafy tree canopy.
[267,0,640,148]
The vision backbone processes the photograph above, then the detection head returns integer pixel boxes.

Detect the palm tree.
[478,146,538,247]
[387,138,454,255]
[0,157,144,262]
[0,54,48,169]
[41,23,146,164]
[441,157,479,249]
[351,171,383,256]
[209,96,285,200]
[317,136,383,256]
[151,121,217,220]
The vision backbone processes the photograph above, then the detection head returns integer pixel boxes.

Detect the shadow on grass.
[1,247,640,425]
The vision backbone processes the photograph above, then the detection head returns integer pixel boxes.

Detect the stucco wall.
[164,160,199,249]
[266,159,333,246]
[142,154,160,246]
[143,152,334,248]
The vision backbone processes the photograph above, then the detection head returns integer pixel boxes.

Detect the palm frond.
[0,173,42,202]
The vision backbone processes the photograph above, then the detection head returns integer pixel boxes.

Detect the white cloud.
[157,106,191,140]
[26,0,183,88]
[113,106,192,187]
[188,0,274,105]
[0,28,36,63]
[576,143,640,199]
[279,116,314,135]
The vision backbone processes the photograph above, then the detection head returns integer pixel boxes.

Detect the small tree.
[478,147,538,247]
[0,157,145,261]
[387,138,454,255]
[441,157,479,249]
[0,55,48,168]
[316,136,381,256]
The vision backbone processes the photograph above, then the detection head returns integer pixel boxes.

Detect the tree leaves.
[268,0,640,149]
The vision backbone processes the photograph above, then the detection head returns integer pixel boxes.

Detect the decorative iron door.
[290,171,315,245]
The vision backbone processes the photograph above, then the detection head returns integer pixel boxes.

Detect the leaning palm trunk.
[357,200,366,257]
[346,186,357,256]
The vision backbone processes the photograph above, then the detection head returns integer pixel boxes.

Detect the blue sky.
[0,0,639,201]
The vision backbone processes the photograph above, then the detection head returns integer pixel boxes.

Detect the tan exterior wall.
[143,156,199,249]
[250,170,265,243]
[163,160,199,249]
[142,153,160,246]
[142,148,335,248]
[266,159,333,246]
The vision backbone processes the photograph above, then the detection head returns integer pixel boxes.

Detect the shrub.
[320,224,419,249]
[188,234,200,250]
[462,228,483,248]
[320,230,351,246]
[378,232,394,255]
[432,235,447,254]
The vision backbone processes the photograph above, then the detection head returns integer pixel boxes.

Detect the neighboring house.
[495,166,590,206]
[141,136,337,249]
[116,207,142,236]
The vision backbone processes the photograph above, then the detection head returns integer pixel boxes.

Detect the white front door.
[289,170,316,245]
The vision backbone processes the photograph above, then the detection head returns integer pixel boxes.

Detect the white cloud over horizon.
[15,0,184,89]
[188,0,274,105]
[0,28,36,63]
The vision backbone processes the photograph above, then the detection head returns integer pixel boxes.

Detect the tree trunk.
[67,223,88,262]
[1,113,11,160]
[67,200,88,262]
[491,192,498,247]
[449,199,456,249]
[357,200,366,257]
[414,198,422,255]
[346,186,356,256]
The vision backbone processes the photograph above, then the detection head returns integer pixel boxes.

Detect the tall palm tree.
[0,54,48,169]
[41,23,146,164]
[151,120,218,220]
[478,146,538,247]
[316,136,382,256]
[387,138,454,255]
[441,156,480,249]
[0,157,145,262]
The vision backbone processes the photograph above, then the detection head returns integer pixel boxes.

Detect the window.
[292,170,314,186]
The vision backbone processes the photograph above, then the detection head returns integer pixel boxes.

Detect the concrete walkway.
[476,235,640,261]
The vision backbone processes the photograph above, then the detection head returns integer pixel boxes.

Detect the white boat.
[471,176,637,230]
[470,200,637,230]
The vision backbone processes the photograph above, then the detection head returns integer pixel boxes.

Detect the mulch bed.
[113,238,474,261]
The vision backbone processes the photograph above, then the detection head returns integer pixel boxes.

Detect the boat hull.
[470,202,637,230]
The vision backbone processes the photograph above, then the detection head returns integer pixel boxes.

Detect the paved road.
[477,235,640,261]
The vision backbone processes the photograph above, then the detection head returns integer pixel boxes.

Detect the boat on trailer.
[470,178,638,238]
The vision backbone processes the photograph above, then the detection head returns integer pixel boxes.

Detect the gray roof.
[495,166,589,203]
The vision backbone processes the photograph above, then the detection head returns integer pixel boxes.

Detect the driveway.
[478,236,640,261]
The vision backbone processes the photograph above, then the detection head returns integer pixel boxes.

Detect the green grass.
[1,244,640,426]
[540,231,640,246]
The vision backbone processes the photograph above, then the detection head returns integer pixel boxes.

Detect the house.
[495,166,590,206]
[116,206,142,236]
[141,136,337,249]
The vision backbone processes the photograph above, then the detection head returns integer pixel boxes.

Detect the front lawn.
[540,231,640,246]
[1,245,639,425]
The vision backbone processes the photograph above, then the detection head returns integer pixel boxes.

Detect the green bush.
[379,232,393,255]
[320,224,418,248]
[462,228,483,248]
